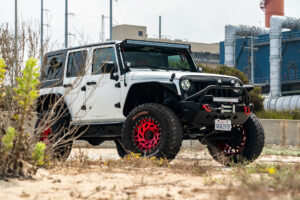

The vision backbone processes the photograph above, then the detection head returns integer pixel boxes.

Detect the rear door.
[63,49,88,121]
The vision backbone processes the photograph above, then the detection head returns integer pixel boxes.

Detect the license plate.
[213,97,239,103]
[215,119,232,131]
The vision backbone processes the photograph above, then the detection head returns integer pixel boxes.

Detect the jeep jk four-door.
[36,40,265,165]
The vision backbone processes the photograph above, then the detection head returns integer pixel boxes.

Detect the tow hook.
[244,106,251,116]
[202,104,212,112]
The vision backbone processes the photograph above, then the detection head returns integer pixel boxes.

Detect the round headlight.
[181,79,191,91]
[233,82,242,93]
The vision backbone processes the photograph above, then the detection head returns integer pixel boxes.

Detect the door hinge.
[115,102,121,108]
[115,82,121,88]
[81,105,87,110]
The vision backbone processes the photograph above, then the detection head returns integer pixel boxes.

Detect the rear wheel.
[207,114,265,166]
[121,103,183,160]
[35,112,73,161]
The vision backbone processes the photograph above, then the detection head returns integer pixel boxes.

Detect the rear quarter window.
[41,53,66,81]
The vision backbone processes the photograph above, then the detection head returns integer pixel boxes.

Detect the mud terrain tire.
[121,103,183,160]
[207,114,265,166]
[35,112,73,161]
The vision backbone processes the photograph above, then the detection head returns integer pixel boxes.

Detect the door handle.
[63,84,72,88]
[87,81,97,86]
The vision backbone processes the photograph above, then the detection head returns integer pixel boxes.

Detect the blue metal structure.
[220,30,300,86]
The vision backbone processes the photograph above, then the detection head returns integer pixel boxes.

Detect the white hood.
[127,69,240,81]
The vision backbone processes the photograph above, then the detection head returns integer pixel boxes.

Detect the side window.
[66,51,87,77]
[92,47,116,75]
[168,54,189,70]
[41,54,65,81]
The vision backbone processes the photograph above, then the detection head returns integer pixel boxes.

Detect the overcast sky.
[1,0,300,49]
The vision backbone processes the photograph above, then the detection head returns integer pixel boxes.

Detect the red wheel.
[40,125,52,145]
[133,117,161,152]
[35,112,73,161]
[207,114,265,166]
[121,103,183,160]
[217,126,247,156]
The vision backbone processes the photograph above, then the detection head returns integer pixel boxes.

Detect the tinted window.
[122,47,196,72]
[66,51,87,77]
[168,54,190,70]
[41,53,65,81]
[92,47,116,75]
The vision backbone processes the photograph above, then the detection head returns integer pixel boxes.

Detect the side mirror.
[102,61,119,81]
[197,67,203,72]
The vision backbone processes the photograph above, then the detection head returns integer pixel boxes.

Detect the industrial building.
[219,0,300,111]
[112,24,220,66]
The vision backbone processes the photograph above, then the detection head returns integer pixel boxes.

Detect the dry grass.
[1,145,300,200]
[263,145,300,157]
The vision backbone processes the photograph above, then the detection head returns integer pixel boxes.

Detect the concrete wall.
[261,119,300,146]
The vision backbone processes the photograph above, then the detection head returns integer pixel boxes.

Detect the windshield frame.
[120,44,198,72]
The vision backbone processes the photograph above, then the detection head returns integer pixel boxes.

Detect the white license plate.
[215,119,232,131]
[213,97,239,103]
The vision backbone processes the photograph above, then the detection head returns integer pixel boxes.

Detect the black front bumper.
[179,101,251,125]
[179,85,252,126]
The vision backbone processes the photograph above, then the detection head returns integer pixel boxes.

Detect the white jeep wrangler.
[36,39,264,165]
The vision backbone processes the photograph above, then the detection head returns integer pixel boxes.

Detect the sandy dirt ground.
[1,147,300,200]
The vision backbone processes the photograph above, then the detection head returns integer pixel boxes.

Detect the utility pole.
[159,16,162,39]
[245,36,258,84]
[101,14,105,42]
[41,0,44,65]
[109,0,113,40]
[65,0,68,48]
[15,0,18,69]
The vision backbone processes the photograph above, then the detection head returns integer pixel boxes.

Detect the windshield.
[122,46,197,72]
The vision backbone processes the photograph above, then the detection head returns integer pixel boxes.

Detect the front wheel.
[207,114,265,166]
[121,103,183,160]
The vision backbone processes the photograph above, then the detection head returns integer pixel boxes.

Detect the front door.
[63,49,88,121]
[84,45,123,123]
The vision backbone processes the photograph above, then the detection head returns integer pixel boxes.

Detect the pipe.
[224,25,268,67]
[269,16,300,98]
[264,96,300,111]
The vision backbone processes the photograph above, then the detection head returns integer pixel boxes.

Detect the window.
[92,47,117,75]
[138,31,143,37]
[66,51,87,77]
[41,53,65,81]
[168,54,190,70]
